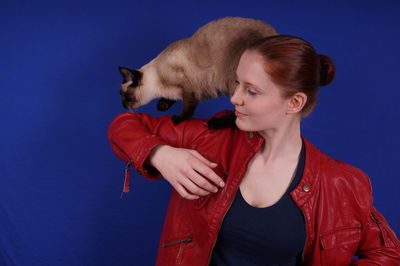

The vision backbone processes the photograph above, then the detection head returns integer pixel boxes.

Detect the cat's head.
[118,66,144,110]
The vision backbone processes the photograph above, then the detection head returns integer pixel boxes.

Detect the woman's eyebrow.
[241,80,264,91]
[235,74,264,91]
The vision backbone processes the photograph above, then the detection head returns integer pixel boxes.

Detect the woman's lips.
[235,110,248,117]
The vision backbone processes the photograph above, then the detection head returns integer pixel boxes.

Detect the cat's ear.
[118,67,143,84]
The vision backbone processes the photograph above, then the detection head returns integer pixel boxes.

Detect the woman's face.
[230,50,291,133]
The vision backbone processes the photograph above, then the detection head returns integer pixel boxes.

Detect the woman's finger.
[175,183,200,200]
[189,157,225,188]
[179,172,211,196]
[185,167,220,193]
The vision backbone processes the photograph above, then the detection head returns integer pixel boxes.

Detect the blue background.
[1,1,399,265]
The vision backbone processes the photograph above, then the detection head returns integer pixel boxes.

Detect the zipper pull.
[176,238,192,264]
[120,160,132,199]
[176,242,184,264]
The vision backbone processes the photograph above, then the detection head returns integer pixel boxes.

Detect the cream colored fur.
[120,17,277,122]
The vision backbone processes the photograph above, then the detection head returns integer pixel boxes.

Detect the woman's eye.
[247,88,257,95]
[232,81,240,91]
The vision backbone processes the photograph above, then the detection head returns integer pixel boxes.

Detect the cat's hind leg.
[157,98,176,111]
[171,92,198,125]
[207,111,236,129]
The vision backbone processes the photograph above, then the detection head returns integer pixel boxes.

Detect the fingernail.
[219,181,225,187]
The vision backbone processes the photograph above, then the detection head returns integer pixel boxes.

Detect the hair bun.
[319,54,336,86]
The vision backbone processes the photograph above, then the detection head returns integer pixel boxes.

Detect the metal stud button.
[302,184,311,192]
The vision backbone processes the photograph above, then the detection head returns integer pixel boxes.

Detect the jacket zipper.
[164,237,193,265]
[111,141,133,196]
[205,168,243,265]
[111,140,132,162]
[205,147,261,265]
[206,195,236,266]
[370,212,391,247]
[370,212,381,224]
[163,237,192,247]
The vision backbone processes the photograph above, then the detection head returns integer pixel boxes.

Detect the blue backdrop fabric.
[1,1,399,265]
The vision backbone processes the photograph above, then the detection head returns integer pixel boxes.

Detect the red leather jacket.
[108,111,400,266]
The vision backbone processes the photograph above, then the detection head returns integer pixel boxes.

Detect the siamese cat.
[119,17,277,128]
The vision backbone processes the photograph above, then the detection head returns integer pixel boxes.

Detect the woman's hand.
[148,145,225,200]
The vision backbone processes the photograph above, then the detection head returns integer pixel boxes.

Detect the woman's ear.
[287,92,307,114]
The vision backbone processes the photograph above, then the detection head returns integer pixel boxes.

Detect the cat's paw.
[157,101,169,111]
[157,98,176,111]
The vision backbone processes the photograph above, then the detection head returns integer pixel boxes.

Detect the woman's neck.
[257,119,302,164]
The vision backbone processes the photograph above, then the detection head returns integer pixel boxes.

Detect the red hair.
[247,35,336,116]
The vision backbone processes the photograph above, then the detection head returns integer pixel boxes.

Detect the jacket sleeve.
[352,207,400,265]
[351,171,400,265]
[107,111,222,180]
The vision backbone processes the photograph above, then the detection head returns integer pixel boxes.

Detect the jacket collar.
[291,136,324,207]
[242,131,325,207]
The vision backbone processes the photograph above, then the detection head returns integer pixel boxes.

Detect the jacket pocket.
[320,225,362,250]
[319,225,362,265]
[192,193,213,209]
[163,236,193,265]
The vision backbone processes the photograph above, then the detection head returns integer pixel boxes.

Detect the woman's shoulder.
[318,149,372,197]
[303,142,374,215]
[305,139,372,196]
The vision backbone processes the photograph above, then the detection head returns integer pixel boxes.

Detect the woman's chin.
[235,119,253,132]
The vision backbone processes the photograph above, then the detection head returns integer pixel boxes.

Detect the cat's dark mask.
[118,66,143,109]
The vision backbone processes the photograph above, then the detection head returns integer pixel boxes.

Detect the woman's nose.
[230,87,243,106]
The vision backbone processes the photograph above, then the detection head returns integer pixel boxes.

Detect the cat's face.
[118,67,143,110]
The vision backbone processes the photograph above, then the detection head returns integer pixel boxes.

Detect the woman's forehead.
[236,51,277,89]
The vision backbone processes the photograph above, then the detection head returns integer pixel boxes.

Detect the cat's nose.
[121,96,130,109]
[121,93,133,110]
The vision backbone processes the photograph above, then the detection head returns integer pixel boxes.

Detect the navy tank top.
[210,139,306,265]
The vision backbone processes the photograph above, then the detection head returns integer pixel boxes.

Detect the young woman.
[108,35,400,265]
